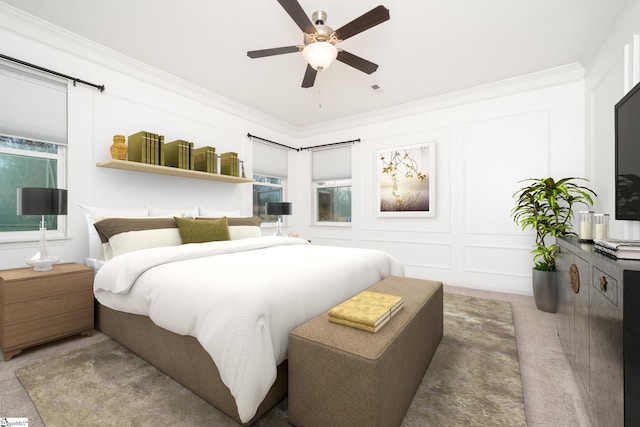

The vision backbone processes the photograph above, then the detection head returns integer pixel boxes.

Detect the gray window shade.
[312,145,351,181]
[253,141,288,178]
[0,64,67,145]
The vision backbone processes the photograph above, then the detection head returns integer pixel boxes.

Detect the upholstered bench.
[288,276,443,427]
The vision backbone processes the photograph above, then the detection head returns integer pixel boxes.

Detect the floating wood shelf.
[96,159,253,183]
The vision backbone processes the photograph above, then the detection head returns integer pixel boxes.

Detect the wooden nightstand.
[0,262,94,361]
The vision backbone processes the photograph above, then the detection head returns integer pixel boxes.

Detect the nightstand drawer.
[3,307,93,349]
[3,289,93,325]
[2,270,93,304]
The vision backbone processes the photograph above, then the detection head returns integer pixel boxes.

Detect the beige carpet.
[16,293,525,426]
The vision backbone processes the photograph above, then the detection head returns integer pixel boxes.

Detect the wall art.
[377,142,435,217]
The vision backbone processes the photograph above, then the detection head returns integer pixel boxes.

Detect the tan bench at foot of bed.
[288,276,443,427]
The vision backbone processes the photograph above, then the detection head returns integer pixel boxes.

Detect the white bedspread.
[94,236,404,422]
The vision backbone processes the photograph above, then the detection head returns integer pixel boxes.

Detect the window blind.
[0,63,67,145]
[312,145,351,181]
[253,140,288,178]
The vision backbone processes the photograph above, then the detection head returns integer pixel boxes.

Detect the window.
[315,180,352,222]
[0,63,67,240]
[312,145,352,224]
[0,137,65,233]
[253,175,285,222]
[252,141,287,222]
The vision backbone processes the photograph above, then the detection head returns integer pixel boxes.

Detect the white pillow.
[147,204,199,217]
[77,204,149,260]
[108,228,182,258]
[199,206,240,217]
[229,226,262,239]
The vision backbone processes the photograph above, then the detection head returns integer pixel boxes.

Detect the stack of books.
[193,146,217,173]
[594,238,640,260]
[164,139,194,170]
[220,152,239,176]
[127,131,165,165]
[328,290,404,333]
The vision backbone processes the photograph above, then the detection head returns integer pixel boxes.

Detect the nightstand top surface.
[0,263,92,282]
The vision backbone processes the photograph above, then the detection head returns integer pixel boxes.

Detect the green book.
[220,152,237,176]
[194,146,217,173]
[188,142,194,170]
[159,135,165,166]
[127,131,147,163]
[164,139,182,168]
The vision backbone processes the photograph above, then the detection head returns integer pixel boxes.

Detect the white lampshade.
[302,42,338,71]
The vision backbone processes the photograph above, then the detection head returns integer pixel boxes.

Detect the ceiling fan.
[247,0,390,88]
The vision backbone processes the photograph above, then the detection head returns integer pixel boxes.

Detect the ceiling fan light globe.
[303,42,337,71]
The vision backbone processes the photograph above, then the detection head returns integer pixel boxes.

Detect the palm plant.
[511,177,596,272]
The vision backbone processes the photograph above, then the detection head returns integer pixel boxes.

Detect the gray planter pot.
[532,268,557,313]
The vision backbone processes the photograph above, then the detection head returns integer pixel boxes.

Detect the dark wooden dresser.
[556,237,640,426]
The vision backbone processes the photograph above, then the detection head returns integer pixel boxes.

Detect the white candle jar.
[579,210,594,242]
[594,214,609,240]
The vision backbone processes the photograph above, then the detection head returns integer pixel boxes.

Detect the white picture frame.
[376,142,435,217]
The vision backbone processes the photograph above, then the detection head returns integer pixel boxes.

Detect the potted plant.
[511,177,596,312]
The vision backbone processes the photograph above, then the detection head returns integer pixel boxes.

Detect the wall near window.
[291,76,585,295]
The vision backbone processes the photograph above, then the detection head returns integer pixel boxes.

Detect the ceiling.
[2,0,632,129]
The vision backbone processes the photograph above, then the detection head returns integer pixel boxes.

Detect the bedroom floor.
[0,286,592,426]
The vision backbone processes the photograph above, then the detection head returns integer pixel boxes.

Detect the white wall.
[0,3,599,297]
[290,71,586,295]
[584,0,640,240]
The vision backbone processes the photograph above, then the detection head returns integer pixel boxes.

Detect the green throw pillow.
[174,216,230,244]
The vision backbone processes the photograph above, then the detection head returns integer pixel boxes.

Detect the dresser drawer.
[2,307,94,349]
[593,267,618,306]
[2,270,93,304]
[3,289,93,325]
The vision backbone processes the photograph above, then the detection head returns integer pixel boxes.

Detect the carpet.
[16,293,525,426]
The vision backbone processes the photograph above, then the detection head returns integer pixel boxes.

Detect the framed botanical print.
[376,142,435,217]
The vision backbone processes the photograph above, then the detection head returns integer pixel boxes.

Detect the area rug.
[16,293,525,426]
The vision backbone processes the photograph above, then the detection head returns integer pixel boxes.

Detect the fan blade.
[334,5,390,41]
[337,50,379,74]
[301,64,317,88]
[247,46,300,58]
[277,0,316,34]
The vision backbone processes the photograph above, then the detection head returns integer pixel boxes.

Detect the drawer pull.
[570,264,580,294]
[599,276,608,293]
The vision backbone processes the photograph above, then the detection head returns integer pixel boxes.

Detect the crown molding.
[295,63,585,137]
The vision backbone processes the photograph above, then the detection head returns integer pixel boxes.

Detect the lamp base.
[26,255,59,272]
[25,218,60,272]
[274,216,284,236]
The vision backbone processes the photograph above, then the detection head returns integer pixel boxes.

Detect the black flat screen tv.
[615,80,640,220]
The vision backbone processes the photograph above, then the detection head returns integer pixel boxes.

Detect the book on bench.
[328,290,403,333]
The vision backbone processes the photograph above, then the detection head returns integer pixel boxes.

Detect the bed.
[87,211,404,425]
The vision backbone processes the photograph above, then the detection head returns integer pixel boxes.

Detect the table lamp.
[16,187,68,271]
[265,202,292,236]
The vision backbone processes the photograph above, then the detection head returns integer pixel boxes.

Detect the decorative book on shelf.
[328,290,404,333]
[127,131,165,165]
[193,146,217,173]
[220,152,239,177]
[594,238,640,260]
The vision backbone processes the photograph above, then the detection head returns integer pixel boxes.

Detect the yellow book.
[328,313,391,333]
[328,291,403,329]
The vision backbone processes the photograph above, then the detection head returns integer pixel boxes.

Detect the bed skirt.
[95,302,288,425]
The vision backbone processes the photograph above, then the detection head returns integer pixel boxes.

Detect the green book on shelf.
[188,142,194,170]
[220,152,238,176]
[194,146,216,173]
[164,139,182,168]
[127,131,148,163]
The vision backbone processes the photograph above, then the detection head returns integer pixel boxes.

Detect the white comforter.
[94,236,404,422]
